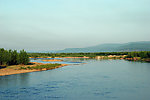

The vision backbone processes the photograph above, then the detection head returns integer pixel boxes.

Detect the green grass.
[20,66,27,70]
[19,63,61,70]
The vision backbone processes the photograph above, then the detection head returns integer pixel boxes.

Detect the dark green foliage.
[9,50,19,65]
[19,50,29,65]
[20,66,27,70]
[0,48,30,66]
[126,51,150,58]
[0,48,9,65]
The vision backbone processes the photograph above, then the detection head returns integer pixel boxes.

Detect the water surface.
[30,58,85,64]
[0,59,150,100]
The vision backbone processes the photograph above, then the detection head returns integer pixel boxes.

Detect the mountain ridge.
[56,41,150,53]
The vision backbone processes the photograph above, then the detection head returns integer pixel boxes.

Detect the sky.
[0,0,150,51]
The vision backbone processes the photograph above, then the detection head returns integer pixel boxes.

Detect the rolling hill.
[56,41,150,53]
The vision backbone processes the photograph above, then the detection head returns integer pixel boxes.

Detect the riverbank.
[125,57,150,62]
[29,56,90,59]
[41,59,63,62]
[95,55,150,62]
[30,55,150,62]
[0,62,67,76]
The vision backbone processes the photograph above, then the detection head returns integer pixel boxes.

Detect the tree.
[0,48,5,65]
[19,50,29,65]
[9,50,19,65]
[0,48,30,66]
[0,49,10,65]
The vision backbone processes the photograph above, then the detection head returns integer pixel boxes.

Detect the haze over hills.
[55,41,150,53]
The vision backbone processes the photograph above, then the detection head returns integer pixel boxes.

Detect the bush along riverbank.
[95,51,150,62]
[124,51,150,62]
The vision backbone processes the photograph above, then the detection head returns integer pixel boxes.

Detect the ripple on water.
[45,96,62,98]
[1,60,150,100]
[93,89,112,96]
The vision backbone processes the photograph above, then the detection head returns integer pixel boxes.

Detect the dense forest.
[0,48,29,66]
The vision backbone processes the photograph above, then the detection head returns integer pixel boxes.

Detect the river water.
[0,59,150,100]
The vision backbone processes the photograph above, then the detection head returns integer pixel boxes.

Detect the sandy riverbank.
[0,63,67,76]
[41,59,63,62]
[30,56,90,59]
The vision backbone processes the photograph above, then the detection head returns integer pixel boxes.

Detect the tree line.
[0,48,29,66]
[126,51,150,58]
[28,51,150,59]
[28,52,128,58]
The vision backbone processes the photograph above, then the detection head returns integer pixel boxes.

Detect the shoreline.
[0,63,68,76]
[41,59,63,62]
[29,56,90,59]
[1,56,149,76]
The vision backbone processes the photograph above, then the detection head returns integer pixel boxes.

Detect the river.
[0,59,150,100]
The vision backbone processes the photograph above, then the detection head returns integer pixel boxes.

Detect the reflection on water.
[0,59,150,100]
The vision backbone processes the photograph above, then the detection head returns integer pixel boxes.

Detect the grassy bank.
[0,63,67,76]
[19,63,62,70]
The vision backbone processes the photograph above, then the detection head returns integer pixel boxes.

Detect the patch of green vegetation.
[20,66,27,70]
[28,51,150,62]
[28,52,128,58]
[33,64,61,70]
[124,51,150,62]
[126,51,150,58]
[19,64,61,70]
[0,48,29,66]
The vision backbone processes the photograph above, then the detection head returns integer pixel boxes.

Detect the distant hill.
[56,41,150,53]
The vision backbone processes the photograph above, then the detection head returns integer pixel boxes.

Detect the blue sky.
[0,0,150,51]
